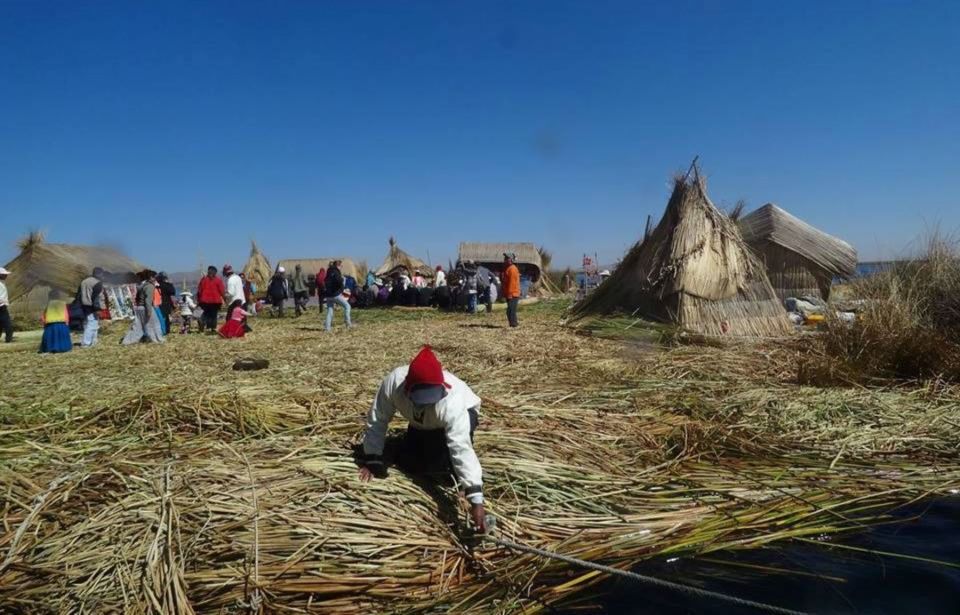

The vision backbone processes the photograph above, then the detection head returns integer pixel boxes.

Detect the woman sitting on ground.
[219,299,250,338]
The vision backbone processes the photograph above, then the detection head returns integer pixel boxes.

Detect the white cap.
[181,290,192,296]
[599,270,611,276]
[0,267,9,275]
[277,266,285,273]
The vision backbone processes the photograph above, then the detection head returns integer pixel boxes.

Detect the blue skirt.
[40,323,72,353]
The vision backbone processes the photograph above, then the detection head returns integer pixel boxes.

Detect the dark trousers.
[506,298,519,327]
[294,291,308,316]
[399,408,479,474]
[199,303,220,331]
[0,306,12,342]
[271,296,285,317]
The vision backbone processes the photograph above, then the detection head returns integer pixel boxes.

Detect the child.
[39,289,72,353]
[218,299,249,338]
[179,290,197,334]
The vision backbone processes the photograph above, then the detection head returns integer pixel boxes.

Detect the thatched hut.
[276,258,361,285]
[241,241,272,292]
[738,203,857,301]
[457,242,542,282]
[375,237,432,279]
[3,232,144,319]
[570,171,791,338]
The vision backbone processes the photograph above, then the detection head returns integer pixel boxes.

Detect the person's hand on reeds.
[358,466,374,482]
[471,503,486,532]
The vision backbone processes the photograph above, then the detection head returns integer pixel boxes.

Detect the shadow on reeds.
[350,436,467,534]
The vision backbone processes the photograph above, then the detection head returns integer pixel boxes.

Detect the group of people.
[265,261,353,331]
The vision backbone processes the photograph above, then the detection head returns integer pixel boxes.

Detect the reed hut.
[276,258,361,284]
[375,237,433,279]
[570,171,791,338]
[457,242,542,282]
[738,203,857,301]
[241,241,272,291]
[3,232,144,319]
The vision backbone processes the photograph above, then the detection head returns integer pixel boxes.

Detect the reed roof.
[571,170,790,338]
[738,204,857,278]
[276,258,361,280]
[375,237,432,278]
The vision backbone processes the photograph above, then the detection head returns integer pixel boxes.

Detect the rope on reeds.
[484,533,808,615]
[0,471,77,574]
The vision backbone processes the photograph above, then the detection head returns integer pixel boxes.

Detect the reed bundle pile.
[1,303,958,612]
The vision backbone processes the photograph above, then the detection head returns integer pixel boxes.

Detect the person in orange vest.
[501,252,521,328]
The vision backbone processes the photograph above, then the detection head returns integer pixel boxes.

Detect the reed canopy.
[738,203,857,301]
[276,258,361,282]
[241,240,272,291]
[375,237,432,279]
[571,170,791,338]
[3,232,143,318]
[457,242,542,282]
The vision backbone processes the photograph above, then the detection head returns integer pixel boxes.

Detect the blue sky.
[1,1,957,271]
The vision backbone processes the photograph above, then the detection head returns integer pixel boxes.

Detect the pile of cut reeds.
[1,301,958,612]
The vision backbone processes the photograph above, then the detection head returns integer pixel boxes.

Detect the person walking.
[314,265,327,314]
[292,264,309,316]
[156,272,177,335]
[121,271,165,344]
[434,265,446,288]
[77,267,105,347]
[462,261,479,314]
[267,268,289,317]
[502,252,521,328]
[196,266,225,333]
[323,260,352,331]
[0,267,13,343]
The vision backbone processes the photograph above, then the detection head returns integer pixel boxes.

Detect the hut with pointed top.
[2,231,144,319]
[570,170,790,338]
[241,241,273,292]
[375,237,433,279]
[738,203,857,301]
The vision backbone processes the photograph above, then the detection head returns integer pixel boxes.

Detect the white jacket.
[363,366,484,503]
[225,274,244,306]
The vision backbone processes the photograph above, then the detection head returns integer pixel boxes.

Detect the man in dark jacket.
[267,268,289,317]
[323,260,352,331]
[77,267,105,346]
[156,272,177,335]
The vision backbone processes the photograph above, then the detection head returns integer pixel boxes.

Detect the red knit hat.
[405,346,451,402]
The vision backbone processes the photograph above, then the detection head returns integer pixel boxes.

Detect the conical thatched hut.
[570,170,791,338]
[241,241,272,292]
[738,203,857,301]
[3,232,144,319]
[375,237,432,279]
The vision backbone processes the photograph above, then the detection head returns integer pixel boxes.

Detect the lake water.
[568,498,960,614]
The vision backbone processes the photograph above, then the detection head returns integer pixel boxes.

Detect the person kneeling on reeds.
[359,346,486,531]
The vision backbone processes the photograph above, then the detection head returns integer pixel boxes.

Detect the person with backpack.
[323,260,352,331]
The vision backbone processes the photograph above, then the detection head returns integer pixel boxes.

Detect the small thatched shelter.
[457,242,542,282]
[570,170,790,338]
[3,232,144,319]
[738,203,857,301]
[276,258,361,283]
[241,241,272,292]
[375,237,432,279]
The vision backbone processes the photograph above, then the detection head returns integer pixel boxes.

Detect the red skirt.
[219,319,246,338]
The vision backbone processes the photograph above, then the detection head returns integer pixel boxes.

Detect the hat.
[277,266,286,273]
[404,346,450,405]
[180,290,193,296]
[0,267,9,275]
[223,264,234,274]
[503,252,516,260]
[599,269,611,276]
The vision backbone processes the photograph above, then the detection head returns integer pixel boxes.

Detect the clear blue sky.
[1,1,958,272]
